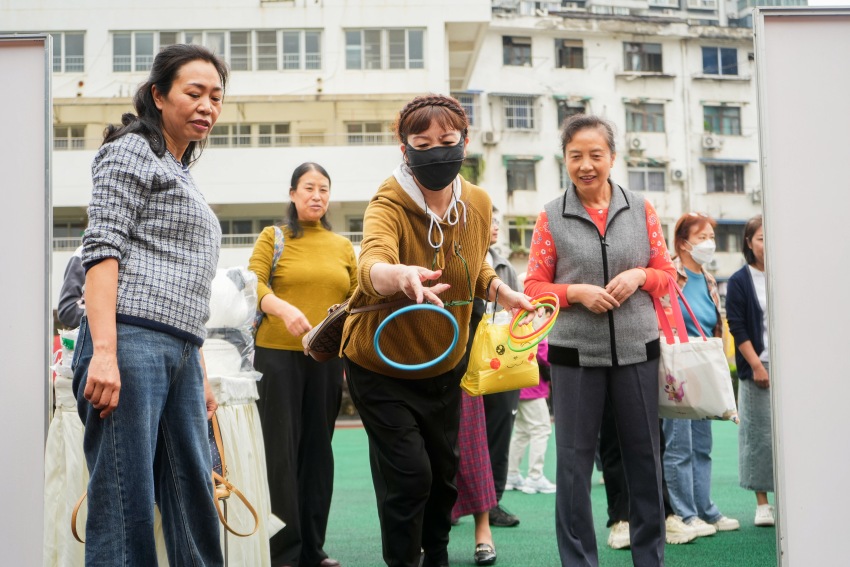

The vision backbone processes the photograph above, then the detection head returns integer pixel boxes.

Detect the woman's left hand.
[204,376,219,420]
[496,286,537,323]
[605,268,647,305]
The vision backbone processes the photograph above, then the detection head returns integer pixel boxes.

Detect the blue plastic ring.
[374,303,459,372]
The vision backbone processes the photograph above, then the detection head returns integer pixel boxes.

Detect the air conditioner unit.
[702,134,723,150]
[481,131,498,145]
[671,168,686,182]
[750,188,762,203]
[627,136,645,151]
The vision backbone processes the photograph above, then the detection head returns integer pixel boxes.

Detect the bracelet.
[492,281,504,303]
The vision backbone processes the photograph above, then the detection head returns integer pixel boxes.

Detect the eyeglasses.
[428,240,474,308]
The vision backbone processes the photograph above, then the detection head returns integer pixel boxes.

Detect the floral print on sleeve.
[524,211,570,307]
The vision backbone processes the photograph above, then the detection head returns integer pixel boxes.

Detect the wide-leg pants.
[552,360,665,567]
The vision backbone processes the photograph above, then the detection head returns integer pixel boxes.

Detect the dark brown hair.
[742,214,763,266]
[393,94,469,144]
[102,44,229,166]
[560,114,616,155]
[285,162,332,238]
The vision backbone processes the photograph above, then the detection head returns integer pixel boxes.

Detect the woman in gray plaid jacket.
[72,44,229,567]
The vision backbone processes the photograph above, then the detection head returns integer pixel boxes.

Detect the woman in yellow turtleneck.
[249,162,357,567]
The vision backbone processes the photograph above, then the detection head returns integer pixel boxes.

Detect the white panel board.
[754,8,850,566]
[0,35,50,564]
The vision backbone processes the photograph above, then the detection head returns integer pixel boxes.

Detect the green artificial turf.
[323,421,777,566]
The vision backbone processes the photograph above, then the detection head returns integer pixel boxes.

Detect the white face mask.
[687,239,716,265]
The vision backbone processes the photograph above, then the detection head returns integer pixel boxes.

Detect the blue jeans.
[72,320,223,567]
[661,418,721,523]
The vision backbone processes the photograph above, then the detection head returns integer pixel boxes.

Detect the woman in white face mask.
[660,212,741,537]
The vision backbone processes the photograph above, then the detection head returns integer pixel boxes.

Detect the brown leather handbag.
[302,298,413,362]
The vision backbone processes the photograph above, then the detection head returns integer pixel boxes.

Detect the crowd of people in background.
[56,45,775,567]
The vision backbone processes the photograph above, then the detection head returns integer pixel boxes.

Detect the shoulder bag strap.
[267,225,285,286]
[210,412,260,537]
[71,492,87,543]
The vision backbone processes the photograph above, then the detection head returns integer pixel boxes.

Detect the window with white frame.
[209,124,251,147]
[628,168,666,192]
[702,46,738,76]
[257,30,278,70]
[345,29,424,70]
[453,93,478,128]
[51,32,85,73]
[506,159,537,192]
[625,103,665,133]
[114,30,322,72]
[555,39,583,69]
[503,96,536,130]
[53,125,86,150]
[219,219,254,235]
[706,164,745,193]
[688,0,718,10]
[559,160,570,191]
[624,42,663,72]
[258,124,291,147]
[557,101,585,128]
[503,36,532,66]
[113,32,157,72]
[648,0,679,7]
[282,30,322,70]
[703,106,741,135]
[506,217,536,251]
[229,31,252,71]
[715,223,744,252]
[346,122,392,145]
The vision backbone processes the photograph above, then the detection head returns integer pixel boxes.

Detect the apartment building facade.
[3,0,782,309]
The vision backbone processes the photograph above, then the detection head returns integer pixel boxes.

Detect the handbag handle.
[210,412,259,537]
[653,275,708,345]
[71,414,260,543]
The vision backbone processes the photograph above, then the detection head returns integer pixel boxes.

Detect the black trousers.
[345,358,462,567]
[599,395,675,526]
[483,389,521,501]
[255,348,343,567]
[552,360,665,567]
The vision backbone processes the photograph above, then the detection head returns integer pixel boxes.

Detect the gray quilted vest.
[544,182,659,367]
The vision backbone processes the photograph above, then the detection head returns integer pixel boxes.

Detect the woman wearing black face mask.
[341,94,535,567]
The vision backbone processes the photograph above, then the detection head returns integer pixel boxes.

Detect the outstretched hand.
[398,266,451,307]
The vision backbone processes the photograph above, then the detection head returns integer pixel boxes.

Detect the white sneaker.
[686,517,718,537]
[665,515,697,545]
[755,504,775,527]
[711,515,741,532]
[505,473,524,491]
[607,521,630,550]
[520,475,557,494]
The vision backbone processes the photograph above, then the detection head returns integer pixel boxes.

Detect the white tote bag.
[654,276,738,422]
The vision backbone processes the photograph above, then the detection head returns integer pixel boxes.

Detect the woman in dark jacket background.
[725,214,774,528]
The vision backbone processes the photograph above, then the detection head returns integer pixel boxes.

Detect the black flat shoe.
[474,543,497,566]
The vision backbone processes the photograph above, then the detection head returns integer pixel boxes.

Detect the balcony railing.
[51,132,396,151]
[53,232,364,251]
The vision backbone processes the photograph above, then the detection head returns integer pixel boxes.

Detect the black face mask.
[405,140,465,191]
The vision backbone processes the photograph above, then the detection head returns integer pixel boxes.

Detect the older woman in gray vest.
[525,114,676,567]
